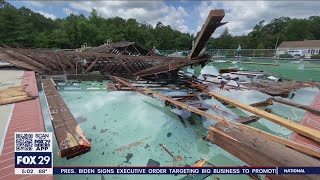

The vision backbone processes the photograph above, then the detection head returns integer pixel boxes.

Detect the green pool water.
[39,90,252,180]
[39,58,319,180]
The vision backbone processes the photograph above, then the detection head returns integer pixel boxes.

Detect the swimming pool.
[40,59,319,180]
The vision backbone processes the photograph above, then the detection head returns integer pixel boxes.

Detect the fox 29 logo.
[15,152,52,168]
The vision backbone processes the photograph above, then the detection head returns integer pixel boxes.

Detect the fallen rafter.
[143,87,320,158]
[207,123,319,180]
[187,81,320,143]
[111,76,147,95]
[42,78,91,159]
[189,9,226,59]
[270,97,320,116]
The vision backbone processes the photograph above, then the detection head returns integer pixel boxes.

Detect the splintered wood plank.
[189,9,226,59]
[291,92,320,152]
[187,81,320,143]
[0,86,36,105]
[111,76,146,95]
[207,123,319,180]
[270,97,320,116]
[143,87,320,159]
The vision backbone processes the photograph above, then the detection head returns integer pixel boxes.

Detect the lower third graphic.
[14,132,53,175]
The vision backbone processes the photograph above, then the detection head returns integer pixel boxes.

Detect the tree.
[1,0,320,50]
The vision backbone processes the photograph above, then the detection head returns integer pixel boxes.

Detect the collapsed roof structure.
[1,9,320,179]
[0,9,227,160]
[0,10,227,80]
[83,41,151,56]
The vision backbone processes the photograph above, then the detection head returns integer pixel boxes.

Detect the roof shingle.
[278,40,320,48]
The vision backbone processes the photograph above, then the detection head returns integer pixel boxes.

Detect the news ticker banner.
[15,132,52,175]
[14,132,320,175]
[52,167,320,174]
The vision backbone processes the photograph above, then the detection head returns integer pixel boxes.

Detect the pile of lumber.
[207,123,319,180]
[0,86,36,105]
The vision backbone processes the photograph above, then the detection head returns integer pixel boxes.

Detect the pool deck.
[291,92,320,151]
[0,71,52,180]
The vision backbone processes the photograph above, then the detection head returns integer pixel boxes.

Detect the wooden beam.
[42,79,91,159]
[235,116,259,124]
[118,58,133,75]
[143,87,228,124]
[55,54,66,73]
[250,99,273,107]
[188,9,226,59]
[270,97,320,116]
[143,87,320,158]
[111,76,147,95]
[123,58,138,73]
[16,50,55,71]
[188,82,320,143]
[59,54,77,73]
[83,57,99,74]
[0,49,48,71]
[235,123,320,158]
[208,124,319,180]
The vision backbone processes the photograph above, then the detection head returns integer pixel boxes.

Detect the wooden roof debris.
[42,78,91,159]
[269,97,320,116]
[0,10,227,80]
[142,87,320,159]
[242,81,317,97]
[84,41,151,56]
[159,143,176,160]
[291,92,320,153]
[110,76,147,95]
[0,46,207,79]
[250,98,273,107]
[182,69,318,98]
[189,9,227,59]
[113,136,151,153]
[124,66,320,163]
[187,81,320,143]
[0,86,37,106]
[207,123,319,180]
[0,50,43,73]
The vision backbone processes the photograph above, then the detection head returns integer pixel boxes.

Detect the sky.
[8,0,320,37]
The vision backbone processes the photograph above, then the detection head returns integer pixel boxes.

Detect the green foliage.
[206,16,320,50]
[279,54,293,58]
[311,54,320,59]
[0,1,193,50]
[1,1,320,50]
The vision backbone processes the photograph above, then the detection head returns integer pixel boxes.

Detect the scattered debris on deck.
[0,86,37,105]
[114,136,151,153]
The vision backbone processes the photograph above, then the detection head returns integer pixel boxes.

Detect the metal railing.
[208,49,276,58]
[158,49,277,58]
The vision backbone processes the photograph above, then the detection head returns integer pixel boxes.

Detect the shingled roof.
[278,40,320,48]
